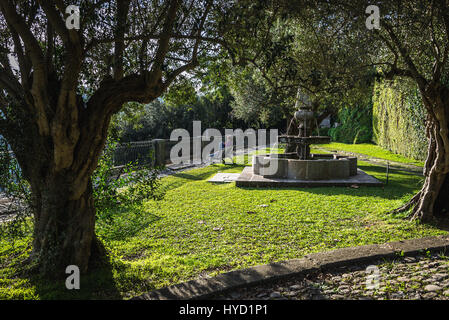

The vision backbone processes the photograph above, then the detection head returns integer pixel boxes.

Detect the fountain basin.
[252,153,357,180]
[278,135,331,145]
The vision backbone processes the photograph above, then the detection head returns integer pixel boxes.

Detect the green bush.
[92,139,165,222]
[372,79,427,161]
[328,104,373,144]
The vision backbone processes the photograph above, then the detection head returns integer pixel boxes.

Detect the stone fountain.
[235,90,383,187]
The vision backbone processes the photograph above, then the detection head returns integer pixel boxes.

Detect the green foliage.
[372,79,427,161]
[110,84,247,142]
[218,3,378,133]
[0,138,32,239]
[163,77,198,108]
[316,127,330,137]
[328,103,373,144]
[92,139,165,222]
[228,68,287,129]
[92,139,122,217]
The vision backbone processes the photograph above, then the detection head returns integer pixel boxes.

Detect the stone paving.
[213,253,449,300]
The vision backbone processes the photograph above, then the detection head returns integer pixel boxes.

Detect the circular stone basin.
[252,153,357,180]
[278,135,331,145]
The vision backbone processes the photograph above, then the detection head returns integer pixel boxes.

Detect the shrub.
[92,139,165,222]
[328,104,373,144]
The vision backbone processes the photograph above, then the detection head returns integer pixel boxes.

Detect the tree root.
[387,191,421,215]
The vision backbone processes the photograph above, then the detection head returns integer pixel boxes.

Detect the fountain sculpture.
[236,89,383,187]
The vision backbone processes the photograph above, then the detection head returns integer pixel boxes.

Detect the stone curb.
[131,235,449,300]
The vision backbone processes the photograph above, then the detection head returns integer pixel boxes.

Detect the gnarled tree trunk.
[0,0,208,278]
[29,176,98,275]
[9,95,115,276]
[395,83,449,222]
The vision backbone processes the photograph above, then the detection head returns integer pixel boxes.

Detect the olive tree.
[0,0,228,275]
[287,0,449,221]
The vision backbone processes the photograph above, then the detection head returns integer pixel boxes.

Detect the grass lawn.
[318,142,425,167]
[0,147,445,300]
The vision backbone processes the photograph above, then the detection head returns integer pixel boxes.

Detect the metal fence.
[113,140,157,167]
[1,132,276,173]
[112,132,275,167]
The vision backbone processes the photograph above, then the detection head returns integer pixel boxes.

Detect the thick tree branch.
[383,22,427,88]
[151,0,181,75]
[160,0,212,90]
[0,0,50,136]
[45,21,55,75]
[162,60,199,91]
[0,1,46,76]
[37,0,71,45]
[0,67,23,99]
[113,0,131,81]
[9,25,31,90]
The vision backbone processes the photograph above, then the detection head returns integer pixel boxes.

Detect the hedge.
[372,79,428,161]
[328,103,373,144]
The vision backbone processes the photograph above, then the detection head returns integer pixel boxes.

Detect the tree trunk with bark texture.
[394,83,449,221]
[0,0,207,277]
[29,176,97,275]
[11,95,115,276]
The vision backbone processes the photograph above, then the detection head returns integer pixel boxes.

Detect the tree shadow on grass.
[426,217,449,232]
[357,164,423,178]
[7,239,122,300]
[237,164,423,201]
[32,262,122,300]
[96,208,161,241]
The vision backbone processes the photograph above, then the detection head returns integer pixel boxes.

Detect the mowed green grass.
[0,150,445,299]
[318,142,425,167]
